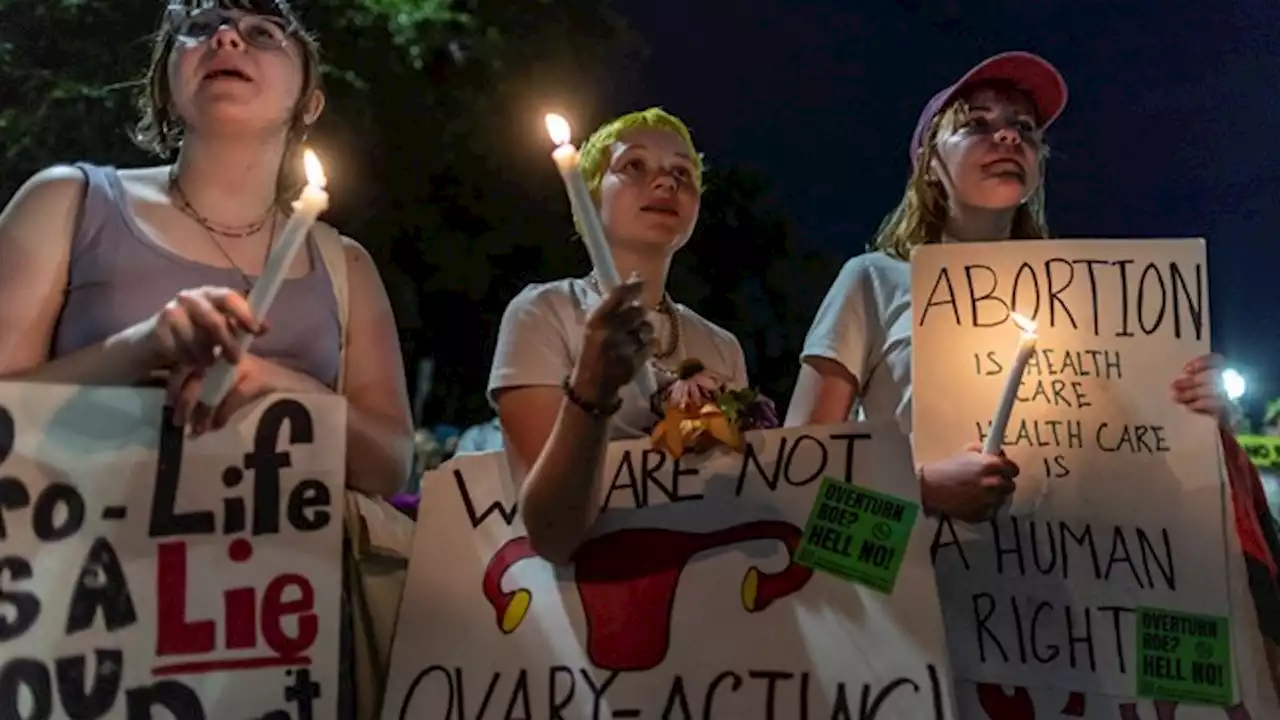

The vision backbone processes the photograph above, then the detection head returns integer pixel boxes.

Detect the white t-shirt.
[800,251,914,434]
[488,277,750,440]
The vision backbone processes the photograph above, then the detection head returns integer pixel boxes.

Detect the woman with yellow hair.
[488,108,750,563]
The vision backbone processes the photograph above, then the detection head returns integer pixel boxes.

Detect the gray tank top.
[52,163,342,388]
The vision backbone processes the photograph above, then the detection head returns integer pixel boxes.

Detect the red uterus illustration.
[481,520,814,672]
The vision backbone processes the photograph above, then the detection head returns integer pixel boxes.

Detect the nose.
[209,23,246,51]
[993,127,1022,146]
[651,170,677,193]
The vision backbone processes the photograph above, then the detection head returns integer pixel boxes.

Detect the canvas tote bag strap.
[312,223,350,393]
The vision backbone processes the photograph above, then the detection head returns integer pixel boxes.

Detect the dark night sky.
[610,0,1280,408]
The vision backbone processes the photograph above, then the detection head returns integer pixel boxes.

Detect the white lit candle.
[983,312,1038,455]
[198,148,330,408]
[545,114,622,289]
[545,113,656,400]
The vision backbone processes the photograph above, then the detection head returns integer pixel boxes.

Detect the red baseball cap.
[909,51,1068,168]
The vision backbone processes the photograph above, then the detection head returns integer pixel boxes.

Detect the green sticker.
[1135,606,1233,706]
[795,476,919,593]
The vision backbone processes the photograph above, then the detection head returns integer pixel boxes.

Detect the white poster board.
[911,240,1258,711]
[383,422,956,719]
[0,384,346,719]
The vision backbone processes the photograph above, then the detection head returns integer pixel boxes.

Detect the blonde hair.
[569,108,702,235]
[873,82,1049,261]
[133,0,323,204]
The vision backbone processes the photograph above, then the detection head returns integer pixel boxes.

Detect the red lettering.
[154,540,317,662]
[261,574,317,658]
[224,588,257,649]
[155,541,215,656]
[223,539,256,649]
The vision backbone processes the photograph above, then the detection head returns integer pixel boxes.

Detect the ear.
[300,88,325,125]
[926,155,945,184]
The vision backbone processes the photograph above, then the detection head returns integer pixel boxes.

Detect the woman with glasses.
[0,0,413,496]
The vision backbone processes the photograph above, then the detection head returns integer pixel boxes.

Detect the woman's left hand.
[168,354,326,435]
[1170,352,1230,425]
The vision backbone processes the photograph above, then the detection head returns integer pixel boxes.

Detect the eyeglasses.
[166,7,293,50]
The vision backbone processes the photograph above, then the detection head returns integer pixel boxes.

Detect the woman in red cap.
[785,50,1279,713]
[786,51,1068,521]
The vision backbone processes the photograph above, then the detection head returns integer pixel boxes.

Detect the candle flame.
[545,113,572,146]
[303,148,327,189]
[1010,312,1038,335]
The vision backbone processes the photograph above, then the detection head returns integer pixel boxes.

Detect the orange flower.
[650,402,743,458]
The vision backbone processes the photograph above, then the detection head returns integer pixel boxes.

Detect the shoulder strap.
[313,222,350,393]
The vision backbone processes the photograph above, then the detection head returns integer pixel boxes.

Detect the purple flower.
[739,394,780,430]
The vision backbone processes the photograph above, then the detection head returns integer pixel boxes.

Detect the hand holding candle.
[983,312,1038,456]
[545,113,657,400]
[197,148,330,410]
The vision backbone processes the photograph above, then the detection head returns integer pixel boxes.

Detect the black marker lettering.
[456,469,519,529]
[660,675,693,718]
[967,264,1007,327]
[782,435,827,487]
[56,650,122,719]
[1137,262,1167,336]
[1011,261,1041,320]
[1170,261,1204,341]
[973,592,1009,662]
[149,410,213,537]
[603,450,642,508]
[0,658,52,720]
[918,266,962,327]
[992,517,1026,576]
[703,671,742,718]
[1072,258,1107,335]
[0,556,39,641]
[1114,259,1134,337]
[1045,258,1078,330]
[502,669,531,719]
[828,432,872,485]
[125,679,205,720]
[65,536,137,635]
[929,517,970,570]
[1065,606,1097,671]
[548,665,574,718]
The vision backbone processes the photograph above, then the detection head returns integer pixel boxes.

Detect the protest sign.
[911,239,1243,704]
[948,506,1280,719]
[1238,436,1280,471]
[383,422,956,719]
[1237,436,1280,521]
[0,384,345,719]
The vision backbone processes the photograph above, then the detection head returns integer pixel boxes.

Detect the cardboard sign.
[912,239,1240,702]
[0,384,345,719]
[382,422,956,719]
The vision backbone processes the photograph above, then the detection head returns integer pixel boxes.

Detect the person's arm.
[498,377,613,564]
[338,236,414,496]
[786,357,859,426]
[785,257,875,427]
[0,166,164,384]
[492,281,646,564]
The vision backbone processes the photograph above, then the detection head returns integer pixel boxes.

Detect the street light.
[1223,368,1246,401]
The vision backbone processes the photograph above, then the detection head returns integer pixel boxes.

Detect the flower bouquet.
[649,359,780,458]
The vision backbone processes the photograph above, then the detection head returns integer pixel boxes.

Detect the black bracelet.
[562,376,622,418]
